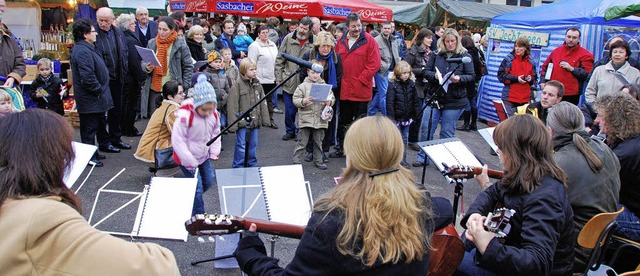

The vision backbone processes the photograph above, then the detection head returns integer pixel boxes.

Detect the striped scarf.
[151,31,178,92]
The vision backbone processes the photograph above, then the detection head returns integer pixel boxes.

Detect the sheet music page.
[134,177,197,241]
[422,140,483,173]
[309,83,333,102]
[479,127,499,152]
[260,165,311,226]
[63,142,97,188]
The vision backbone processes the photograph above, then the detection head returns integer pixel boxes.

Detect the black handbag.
[154,105,178,170]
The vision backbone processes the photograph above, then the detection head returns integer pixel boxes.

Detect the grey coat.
[146,37,194,90]
[374,34,400,74]
[70,41,113,114]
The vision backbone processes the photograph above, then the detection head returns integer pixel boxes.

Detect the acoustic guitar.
[185,214,465,275]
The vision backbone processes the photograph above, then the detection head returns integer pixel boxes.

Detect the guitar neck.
[238,218,305,239]
[470,167,504,179]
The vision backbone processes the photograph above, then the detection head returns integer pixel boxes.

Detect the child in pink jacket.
[172,74,222,216]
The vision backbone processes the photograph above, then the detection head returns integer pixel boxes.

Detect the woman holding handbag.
[134,80,185,176]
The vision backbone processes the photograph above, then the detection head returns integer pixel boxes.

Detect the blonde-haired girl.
[387,61,420,167]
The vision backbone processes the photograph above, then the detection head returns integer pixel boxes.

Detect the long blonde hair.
[313,116,431,266]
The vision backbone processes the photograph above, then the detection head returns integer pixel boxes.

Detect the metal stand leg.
[451,181,464,226]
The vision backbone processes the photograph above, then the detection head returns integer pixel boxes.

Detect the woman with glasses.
[585,39,640,103]
[134,80,185,176]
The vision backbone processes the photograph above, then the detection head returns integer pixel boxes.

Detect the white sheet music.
[422,140,483,173]
[132,177,197,241]
[64,142,97,188]
[478,127,499,152]
[259,165,312,226]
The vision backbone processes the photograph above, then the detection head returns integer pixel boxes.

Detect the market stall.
[168,0,392,22]
[476,0,640,124]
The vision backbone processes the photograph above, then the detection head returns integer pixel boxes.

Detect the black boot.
[458,111,470,131]
[470,109,478,131]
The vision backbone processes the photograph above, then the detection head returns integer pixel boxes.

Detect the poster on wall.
[491,40,501,54]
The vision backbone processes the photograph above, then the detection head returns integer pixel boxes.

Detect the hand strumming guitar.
[465,213,496,254]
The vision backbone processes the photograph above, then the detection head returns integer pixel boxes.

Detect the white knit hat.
[237,23,247,33]
[192,74,217,109]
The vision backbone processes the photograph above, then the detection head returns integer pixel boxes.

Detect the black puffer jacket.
[186,38,206,62]
[30,74,65,115]
[386,79,421,122]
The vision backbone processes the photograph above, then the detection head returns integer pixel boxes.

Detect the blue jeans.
[417,106,465,163]
[272,88,280,107]
[615,204,640,242]
[397,124,410,164]
[454,248,497,276]
[368,72,389,116]
[219,112,227,128]
[232,127,259,168]
[283,92,297,135]
[180,159,215,216]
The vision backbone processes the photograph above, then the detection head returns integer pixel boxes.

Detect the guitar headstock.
[185,213,244,236]
[442,163,476,180]
[483,208,516,238]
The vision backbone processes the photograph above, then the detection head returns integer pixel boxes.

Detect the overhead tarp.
[477,0,640,125]
[432,0,525,29]
[605,4,640,21]
[392,3,435,27]
[168,0,393,22]
[108,0,165,10]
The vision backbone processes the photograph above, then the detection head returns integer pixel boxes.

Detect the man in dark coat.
[215,19,245,60]
[70,18,114,167]
[134,7,158,48]
[118,14,145,137]
[95,7,130,151]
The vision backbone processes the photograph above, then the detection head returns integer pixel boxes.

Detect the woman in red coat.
[497,37,538,115]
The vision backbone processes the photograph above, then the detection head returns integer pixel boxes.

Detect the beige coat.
[0,197,179,275]
[134,100,180,163]
[293,77,335,129]
[226,75,271,132]
[585,61,640,103]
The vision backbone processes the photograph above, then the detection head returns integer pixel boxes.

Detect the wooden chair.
[577,207,624,275]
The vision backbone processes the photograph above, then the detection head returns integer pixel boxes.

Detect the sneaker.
[273,107,284,114]
[314,162,327,170]
[412,161,425,167]
[282,133,296,140]
[322,152,329,163]
[469,124,478,131]
[269,122,279,129]
[292,158,302,164]
[408,143,421,151]
[329,150,344,158]
[304,152,313,162]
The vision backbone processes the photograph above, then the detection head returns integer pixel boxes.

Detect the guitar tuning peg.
[204,218,212,224]
[208,236,215,243]
[197,237,205,243]
[218,235,225,242]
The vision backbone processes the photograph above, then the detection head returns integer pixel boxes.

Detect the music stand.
[190,165,312,269]
[417,138,482,224]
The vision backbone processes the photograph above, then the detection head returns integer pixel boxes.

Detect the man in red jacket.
[330,12,381,158]
[540,27,594,105]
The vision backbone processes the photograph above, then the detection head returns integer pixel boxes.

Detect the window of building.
[506,0,532,7]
